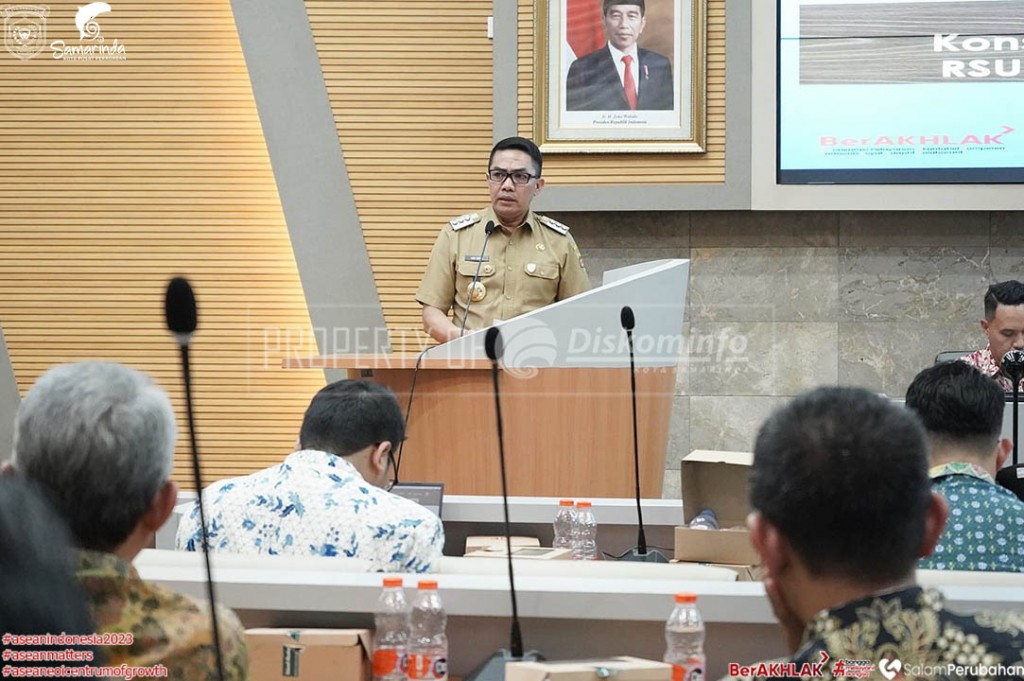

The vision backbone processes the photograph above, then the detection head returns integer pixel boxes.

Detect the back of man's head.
[489,136,543,177]
[905,361,1004,461]
[13,361,176,554]
[984,280,1024,320]
[603,0,645,16]
[750,386,932,583]
[299,380,404,456]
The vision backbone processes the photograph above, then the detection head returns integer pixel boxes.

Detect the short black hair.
[984,280,1024,320]
[299,379,404,456]
[0,477,96,659]
[750,387,932,583]
[905,361,1004,458]
[489,136,543,177]
[603,0,645,16]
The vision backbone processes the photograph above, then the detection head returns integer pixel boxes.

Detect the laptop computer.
[389,482,445,518]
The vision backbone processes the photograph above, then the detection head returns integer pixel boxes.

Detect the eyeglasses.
[487,169,538,186]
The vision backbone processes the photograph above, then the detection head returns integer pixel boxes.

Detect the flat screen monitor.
[777,0,1024,184]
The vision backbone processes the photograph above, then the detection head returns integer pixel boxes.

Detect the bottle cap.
[577,501,592,508]
[382,577,403,588]
[418,579,439,590]
[675,593,697,604]
[559,499,574,506]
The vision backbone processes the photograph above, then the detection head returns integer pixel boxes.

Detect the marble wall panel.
[689,248,839,322]
[839,248,992,323]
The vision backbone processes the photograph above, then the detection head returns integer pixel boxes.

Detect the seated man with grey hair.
[9,361,248,680]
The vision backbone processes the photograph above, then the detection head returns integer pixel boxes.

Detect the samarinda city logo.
[2,2,127,61]
[2,5,48,60]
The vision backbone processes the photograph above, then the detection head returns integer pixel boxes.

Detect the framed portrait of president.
[533,0,707,153]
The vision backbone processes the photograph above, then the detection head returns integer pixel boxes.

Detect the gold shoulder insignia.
[449,213,482,231]
[536,214,569,235]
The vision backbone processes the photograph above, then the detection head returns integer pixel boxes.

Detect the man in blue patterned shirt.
[177,380,444,573]
[906,361,1024,572]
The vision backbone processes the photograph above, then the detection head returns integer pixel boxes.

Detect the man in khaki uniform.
[417,137,591,343]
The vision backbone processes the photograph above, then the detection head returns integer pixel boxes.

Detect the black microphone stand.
[996,349,1024,501]
[464,327,542,681]
[165,278,226,681]
[617,306,669,563]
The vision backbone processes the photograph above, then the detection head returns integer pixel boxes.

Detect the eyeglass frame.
[486,168,539,186]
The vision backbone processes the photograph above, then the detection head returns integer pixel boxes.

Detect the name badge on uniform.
[464,255,490,262]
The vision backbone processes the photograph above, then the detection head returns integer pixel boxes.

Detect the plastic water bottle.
[573,501,598,560]
[665,593,706,681]
[372,577,408,681]
[553,499,576,550]
[407,580,448,681]
[688,509,718,531]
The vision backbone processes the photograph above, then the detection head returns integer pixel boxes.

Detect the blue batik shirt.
[919,461,1024,573]
[175,450,444,573]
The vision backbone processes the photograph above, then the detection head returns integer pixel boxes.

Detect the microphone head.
[484,326,503,362]
[620,305,635,331]
[165,277,197,343]
[1002,349,1024,382]
[484,220,496,235]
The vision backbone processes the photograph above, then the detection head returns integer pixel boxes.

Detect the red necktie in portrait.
[622,55,637,110]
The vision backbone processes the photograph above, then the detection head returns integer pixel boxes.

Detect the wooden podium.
[287,260,689,498]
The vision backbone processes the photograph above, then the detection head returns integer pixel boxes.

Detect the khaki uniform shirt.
[416,207,591,331]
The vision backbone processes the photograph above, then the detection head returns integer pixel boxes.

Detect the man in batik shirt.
[723,387,1024,681]
[178,379,444,573]
[963,280,1024,392]
[906,361,1024,572]
[11,362,248,680]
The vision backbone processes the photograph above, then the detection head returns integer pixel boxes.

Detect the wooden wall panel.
[0,1,323,487]
[305,1,495,350]
[309,1,727,352]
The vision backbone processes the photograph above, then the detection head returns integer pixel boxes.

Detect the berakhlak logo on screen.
[2,4,49,60]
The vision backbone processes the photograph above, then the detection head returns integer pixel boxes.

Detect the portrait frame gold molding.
[533,0,707,154]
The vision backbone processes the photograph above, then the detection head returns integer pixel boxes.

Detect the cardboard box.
[464,535,540,553]
[506,656,671,681]
[675,450,760,566]
[246,628,371,681]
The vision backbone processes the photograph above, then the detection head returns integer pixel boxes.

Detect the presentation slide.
[778,0,1024,184]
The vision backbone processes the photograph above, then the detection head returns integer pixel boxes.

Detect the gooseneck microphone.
[485,327,523,658]
[465,327,541,681]
[617,306,669,563]
[622,306,646,552]
[997,349,1024,501]
[460,220,497,337]
[164,278,226,681]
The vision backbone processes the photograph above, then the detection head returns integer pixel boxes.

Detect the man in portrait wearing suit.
[566,0,674,111]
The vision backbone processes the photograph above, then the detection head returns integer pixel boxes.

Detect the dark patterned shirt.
[723,587,1024,681]
[919,462,1024,573]
[76,550,249,680]
[963,345,1024,392]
